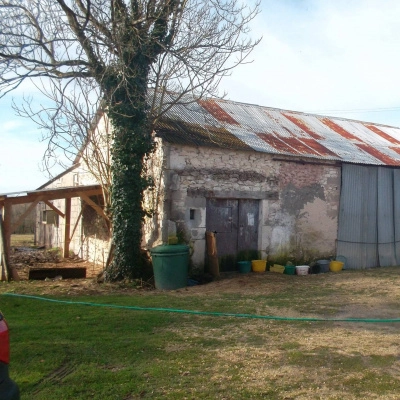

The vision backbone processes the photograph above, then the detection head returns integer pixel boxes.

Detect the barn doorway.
[206,198,259,271]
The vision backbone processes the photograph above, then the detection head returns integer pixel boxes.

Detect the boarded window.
[42,210,59,227]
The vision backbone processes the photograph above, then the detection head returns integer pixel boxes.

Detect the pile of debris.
[10,247,62,266]
[8,247,102,281]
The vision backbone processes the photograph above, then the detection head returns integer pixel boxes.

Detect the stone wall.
[268,160,340,262]
[166,143,341,271]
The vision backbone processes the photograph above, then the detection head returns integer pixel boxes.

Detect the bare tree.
[0,0,260,280]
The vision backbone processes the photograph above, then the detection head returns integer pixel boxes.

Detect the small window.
[42,210,59,227]
[190,209,195,220]
[73,173,79,186]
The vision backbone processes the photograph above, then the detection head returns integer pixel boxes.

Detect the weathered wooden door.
[237,199,259,253]
[206,198,259,271]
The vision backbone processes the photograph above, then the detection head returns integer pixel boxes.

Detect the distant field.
[10,234,35,246]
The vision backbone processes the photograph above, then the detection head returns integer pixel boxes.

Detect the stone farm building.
[31,96,400,273]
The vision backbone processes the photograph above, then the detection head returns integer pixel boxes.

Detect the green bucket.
[284,265,296,275]
[237,261,251,273]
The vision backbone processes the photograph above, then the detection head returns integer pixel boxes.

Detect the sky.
[2,0,400,193]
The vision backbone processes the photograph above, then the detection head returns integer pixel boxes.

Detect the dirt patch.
[5,247,298,297]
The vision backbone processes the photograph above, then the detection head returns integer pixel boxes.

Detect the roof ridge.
[211,97,400,129]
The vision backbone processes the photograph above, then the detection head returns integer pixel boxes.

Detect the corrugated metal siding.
[337,164,400,269]
[394,169,400,262]
[337,165,378,269]
[377,167,397,266]
[156,97,400,166]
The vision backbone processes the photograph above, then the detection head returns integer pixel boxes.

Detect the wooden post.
[1,201,12,281]
[3,201,11,257]
[205,231,219,277]
[64,198,71,258]
[0,216,8,281]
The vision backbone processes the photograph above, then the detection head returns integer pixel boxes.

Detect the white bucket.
[296,265,309,275]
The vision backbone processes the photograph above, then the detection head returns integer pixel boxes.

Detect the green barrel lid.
[150,244,189,254]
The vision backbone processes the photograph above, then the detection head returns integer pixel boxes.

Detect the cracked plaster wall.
[166,143,341,270]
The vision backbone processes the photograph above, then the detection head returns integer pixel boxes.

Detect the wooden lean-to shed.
[0,182,103,280]
[31,94,400,273]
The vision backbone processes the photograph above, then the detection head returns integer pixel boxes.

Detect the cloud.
[0,103,50,192]
[2,120,25,132]
[0,103,72,193]
[220,0,400,126]
[0,133,47,193]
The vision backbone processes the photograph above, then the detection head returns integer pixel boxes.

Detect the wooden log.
[63,198,71,258]
[0,213,9,281]
[205,231,219,277]
[28,267,86,280]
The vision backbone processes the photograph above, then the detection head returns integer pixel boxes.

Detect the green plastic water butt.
[150,244,189,290]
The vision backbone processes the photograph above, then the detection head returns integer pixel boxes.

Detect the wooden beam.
[64,198,71,258]
[70,209,83,243]
[29,267,86,280]
[43,200,65,218]
[0,185,102,206]
[10,196,43,233]
[0,217,9,281]
[1,201,12,281]
[79,193,108,221]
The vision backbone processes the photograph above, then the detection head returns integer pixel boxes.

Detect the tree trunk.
[104,76,154,280]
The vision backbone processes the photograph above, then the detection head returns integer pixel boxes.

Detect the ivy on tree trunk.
[103,73,154,280]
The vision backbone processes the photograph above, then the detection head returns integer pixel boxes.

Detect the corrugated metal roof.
[156,96,400,166]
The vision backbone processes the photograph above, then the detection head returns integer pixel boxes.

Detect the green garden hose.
[3,292,400,323]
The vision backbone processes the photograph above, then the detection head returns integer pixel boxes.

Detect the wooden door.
[238,199,259,254]
[206,198,259,271]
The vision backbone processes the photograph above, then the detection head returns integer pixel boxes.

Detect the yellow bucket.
[270,264,285,273]
[251,260,266,272]
[329,261,344,272]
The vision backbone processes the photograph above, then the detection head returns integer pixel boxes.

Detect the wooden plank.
[64,198,71,258]
[205,231,219,277]
[29,267,86,280]
[1,253,8,282]
[79,193,108,221]
[43,200,65,218]
[2,201,12,281]
[0,185,102,206]
[70,209,83,243]
[0,213,9,281]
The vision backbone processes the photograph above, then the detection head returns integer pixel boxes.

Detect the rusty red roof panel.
[320,118,359,141]
[198,99,239,125]
[300,138,338,157]
[283,113,323,140]
[364,124,400,146]
[155,93,400,166]
[389,147,400,156]
[356,143,398,165]
[256,132,301,155]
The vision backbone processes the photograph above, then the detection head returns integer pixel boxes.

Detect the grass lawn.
[1,267,400,399]
[10,234,35,247]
